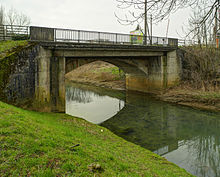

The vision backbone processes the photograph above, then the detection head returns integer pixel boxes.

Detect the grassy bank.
[160,85,220,112]
[0,40,28,58]
[0,101,192,176]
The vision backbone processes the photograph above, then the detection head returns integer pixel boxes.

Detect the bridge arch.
[65,57,148,76]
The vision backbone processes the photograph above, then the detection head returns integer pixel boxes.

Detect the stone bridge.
[1,26,182,112]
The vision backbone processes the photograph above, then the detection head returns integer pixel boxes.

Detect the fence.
[30,26,179,47]
[0,25,29,41]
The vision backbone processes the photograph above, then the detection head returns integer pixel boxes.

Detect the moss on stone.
[0,40,28,55]
[0,41,37,101]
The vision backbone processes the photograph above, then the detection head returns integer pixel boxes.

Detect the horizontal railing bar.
[2,25,29,28]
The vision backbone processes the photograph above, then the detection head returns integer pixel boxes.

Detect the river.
[66,82,220,177]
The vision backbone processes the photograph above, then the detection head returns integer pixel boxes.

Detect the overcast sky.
[0,0,192,38]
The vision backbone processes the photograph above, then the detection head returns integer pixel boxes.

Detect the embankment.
[0,101,192,176]
[158,85,220,112]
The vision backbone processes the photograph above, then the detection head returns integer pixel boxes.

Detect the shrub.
[12,34,29,40]
[182,46,220,91]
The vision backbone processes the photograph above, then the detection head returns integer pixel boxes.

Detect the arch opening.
[65,59,129,90]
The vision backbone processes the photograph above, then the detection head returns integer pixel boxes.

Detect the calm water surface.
[66,82,220,177]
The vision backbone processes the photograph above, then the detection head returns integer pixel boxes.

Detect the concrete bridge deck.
[39,41,177,51]
[38,41,177,58]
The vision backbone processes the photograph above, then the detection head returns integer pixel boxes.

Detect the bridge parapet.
[30,26,54,41]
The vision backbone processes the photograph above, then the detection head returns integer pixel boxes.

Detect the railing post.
[27,26,29,40]
[78,30,80,43]
[98,32,100,44]
[143,35,146,45]
[5,25,7,41]
[150,36,152,45]
[3,25,6,41]
[54,28,56,42]
[131,35,133,45]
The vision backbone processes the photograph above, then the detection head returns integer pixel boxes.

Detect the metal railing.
[0,25,200,47]
[0,25,29,41]
[178,39,199,46]
[30,26,179,47]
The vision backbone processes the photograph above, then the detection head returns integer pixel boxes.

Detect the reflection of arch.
[66,87,93,103]
[65,83,126,124]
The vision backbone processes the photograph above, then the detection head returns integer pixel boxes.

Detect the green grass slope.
[0,40,28,58]
[0,101,192,176]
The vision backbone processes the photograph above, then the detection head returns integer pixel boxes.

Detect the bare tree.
[16,12,30,26]
[0,5,4,25]
[6,7,17,26]
[183,1,220,46]
[6,7,30,26]
[0,6,31,26]
[4,6,31,37]
[116,0,198,23]
[116,0,220,38]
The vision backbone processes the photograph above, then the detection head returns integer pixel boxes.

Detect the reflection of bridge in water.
[100,92,220,177]
[101,92,180,153]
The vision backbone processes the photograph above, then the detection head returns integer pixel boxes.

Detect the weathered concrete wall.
[34,47,65,112]
[34,47,51,111]
[30,27,54,41]
[50,56,65,112]
[0,44,65,112]
[0,44,39,106]
[166,50,181,87]
[125,57,168,93]
[125,51,181,93]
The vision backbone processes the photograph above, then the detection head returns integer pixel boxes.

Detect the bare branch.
[5,6,31,26]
